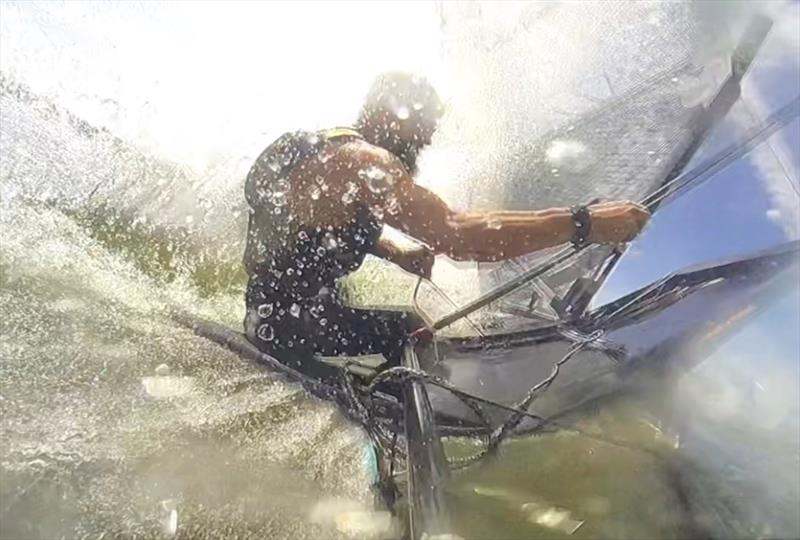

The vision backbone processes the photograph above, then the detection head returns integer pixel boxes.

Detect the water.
[2,1,799,539]
[0,202,375,539]
[0,203,693,538]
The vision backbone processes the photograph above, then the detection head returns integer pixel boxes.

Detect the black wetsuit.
[242,128,412,367]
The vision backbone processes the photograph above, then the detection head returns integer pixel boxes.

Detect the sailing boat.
[181,14,800,540]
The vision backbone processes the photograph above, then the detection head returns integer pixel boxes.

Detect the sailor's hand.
[588,201,650,244]
[395,244,435,279]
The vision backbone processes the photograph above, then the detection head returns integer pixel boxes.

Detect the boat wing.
[421,239,800,432]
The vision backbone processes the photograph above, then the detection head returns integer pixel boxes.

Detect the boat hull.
[421,240,800,431]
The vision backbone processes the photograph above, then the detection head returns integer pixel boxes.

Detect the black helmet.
[358,71,444,137]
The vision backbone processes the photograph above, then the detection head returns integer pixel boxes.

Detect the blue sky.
[598,40,800,375]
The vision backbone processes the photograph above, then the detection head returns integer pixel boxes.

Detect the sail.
[477,15,774,328]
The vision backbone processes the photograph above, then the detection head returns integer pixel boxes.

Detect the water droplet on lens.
[546,139,593,174]
[267,157,282,173]
[342,182,358,204]
[487,217,502,230]
[413,102,424,111]
[359,166,394,194]
[270,180,289,207]
[309,185,321,200]
[298,230,309,242]
[257,303,274,318]
[269,191,287,206]
[322,233,338,250]
[396,105,410,120]
[386,195,400,215]
[290,303,301,318]
[155,364,170,376]
[257,324,275,342]
[161,499,179,538]
[319,318,328,326]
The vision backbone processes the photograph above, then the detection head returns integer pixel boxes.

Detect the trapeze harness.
[242,128,411,366]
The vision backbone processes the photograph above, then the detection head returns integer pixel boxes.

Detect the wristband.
[570,205,591,248]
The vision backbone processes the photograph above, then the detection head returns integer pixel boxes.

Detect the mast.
[402,342,452,539]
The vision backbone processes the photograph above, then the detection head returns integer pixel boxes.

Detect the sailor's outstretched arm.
[385,184,556,261]
[388,177,650,263]
[329,141,649,262]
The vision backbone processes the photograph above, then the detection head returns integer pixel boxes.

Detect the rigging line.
[485,333,598,455]
[579,96,800,315]
[365,366,546,427]
[412,274,485,338]
[367,327,615,441]
[741,97,800,199]
[432,246,579,331]
[485,326,625,446]
[642,95,800,209]
[589,275,672,327]
[448,410,674,470]
[360,360,665,467]
[764,132,800,199]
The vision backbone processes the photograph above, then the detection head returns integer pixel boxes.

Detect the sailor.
[242,72,649,365]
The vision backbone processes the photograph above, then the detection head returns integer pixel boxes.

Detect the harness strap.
[322,127,363,141]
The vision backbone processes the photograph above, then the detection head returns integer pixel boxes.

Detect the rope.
[487,329,603,447]
[449,328,608,466]
[341,326,615,475]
